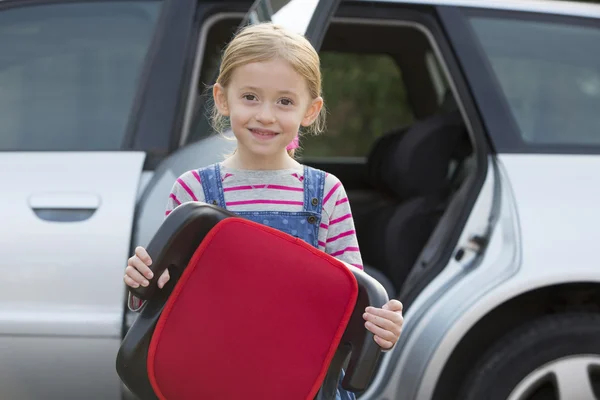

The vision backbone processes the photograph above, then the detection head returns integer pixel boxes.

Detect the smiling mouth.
[249,128,279,138]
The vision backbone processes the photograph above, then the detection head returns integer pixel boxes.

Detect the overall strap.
[303,165,326,214]
[198,163,227,209]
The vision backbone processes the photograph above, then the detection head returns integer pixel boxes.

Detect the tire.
[458,313,600,400]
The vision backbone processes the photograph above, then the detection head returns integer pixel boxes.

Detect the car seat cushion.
[356,196,443,290]
[366,127,408,191]
[147,217,359,400]
[382,196,443,286]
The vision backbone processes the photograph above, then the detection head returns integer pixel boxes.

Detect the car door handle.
[28,193,101,222]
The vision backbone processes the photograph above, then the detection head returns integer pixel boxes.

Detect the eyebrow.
[240,86,298,96]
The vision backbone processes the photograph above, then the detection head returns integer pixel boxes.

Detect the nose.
[255,103,276,124]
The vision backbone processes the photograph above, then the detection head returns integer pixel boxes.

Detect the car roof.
[5,0,597,19]
[364,0,600,19]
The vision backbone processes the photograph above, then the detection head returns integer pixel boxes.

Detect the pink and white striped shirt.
[167,163,364,269]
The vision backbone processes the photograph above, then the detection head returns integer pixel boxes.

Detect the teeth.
[252,129,276,136]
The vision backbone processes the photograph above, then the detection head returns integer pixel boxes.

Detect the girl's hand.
[363,299,404,350]
[123,246,170,289]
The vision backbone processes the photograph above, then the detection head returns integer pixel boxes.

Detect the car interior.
[188,11,476,299]
[308,20,475,298]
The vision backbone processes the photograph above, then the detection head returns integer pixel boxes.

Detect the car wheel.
[458,313,600,400]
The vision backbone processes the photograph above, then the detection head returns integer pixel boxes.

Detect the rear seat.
[354,109,468,295]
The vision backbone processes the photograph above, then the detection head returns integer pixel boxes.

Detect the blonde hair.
[211,22,326,158]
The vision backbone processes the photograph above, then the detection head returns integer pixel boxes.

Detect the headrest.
[368,111,465,200]
[366,126,408,193]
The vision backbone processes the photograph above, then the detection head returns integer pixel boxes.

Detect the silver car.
[1,0,599,399]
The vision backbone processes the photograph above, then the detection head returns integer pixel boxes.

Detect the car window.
[468,15,600,146]
[184,17,243,146]
[301,52,415,158]
[0,1,161,151]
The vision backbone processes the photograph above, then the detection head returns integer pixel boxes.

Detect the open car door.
[0,2,162,399]
[243,0,340,46]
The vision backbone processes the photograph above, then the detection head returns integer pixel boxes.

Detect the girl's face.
[213,58,323,161]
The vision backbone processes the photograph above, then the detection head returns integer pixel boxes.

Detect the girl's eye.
[243,94,257,101]
[279,98,293,106]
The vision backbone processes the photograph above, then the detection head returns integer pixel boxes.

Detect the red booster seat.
[116,202,389,400]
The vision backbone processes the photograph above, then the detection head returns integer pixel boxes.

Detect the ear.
[213,83,230,117]
[301,96,324,127]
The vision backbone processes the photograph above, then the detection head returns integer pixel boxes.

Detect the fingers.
[124,246,170,290]
[364,321,396,349]
[124,265,148,288]
[127,256,153,282]
[382,299,403,312]
[364,307,403,331]
[128,247,153,279]
[124,273,142,289]
[135,246,153,266]
[123,246,154,289]
[158,269,170,289]
[363,310,402,336]
[364,303,404,350]
[124,265,169,289]
[373,335,394,350]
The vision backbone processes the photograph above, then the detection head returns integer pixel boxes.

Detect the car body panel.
[0,337,122,400]
[498,154,600,274]
[413,154,600,399]
[369,0,600,18]
[0,152,146,399]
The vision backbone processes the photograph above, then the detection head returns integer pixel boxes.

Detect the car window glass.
[301,52,415,158]
[0,2,160,151]
[469,16,600,145]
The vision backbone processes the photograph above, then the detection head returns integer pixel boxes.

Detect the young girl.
[124,22,403,399]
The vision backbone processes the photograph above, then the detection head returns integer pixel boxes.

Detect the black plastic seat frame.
[117,202,389,400]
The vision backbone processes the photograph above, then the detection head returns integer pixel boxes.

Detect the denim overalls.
[198,163,355,400]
